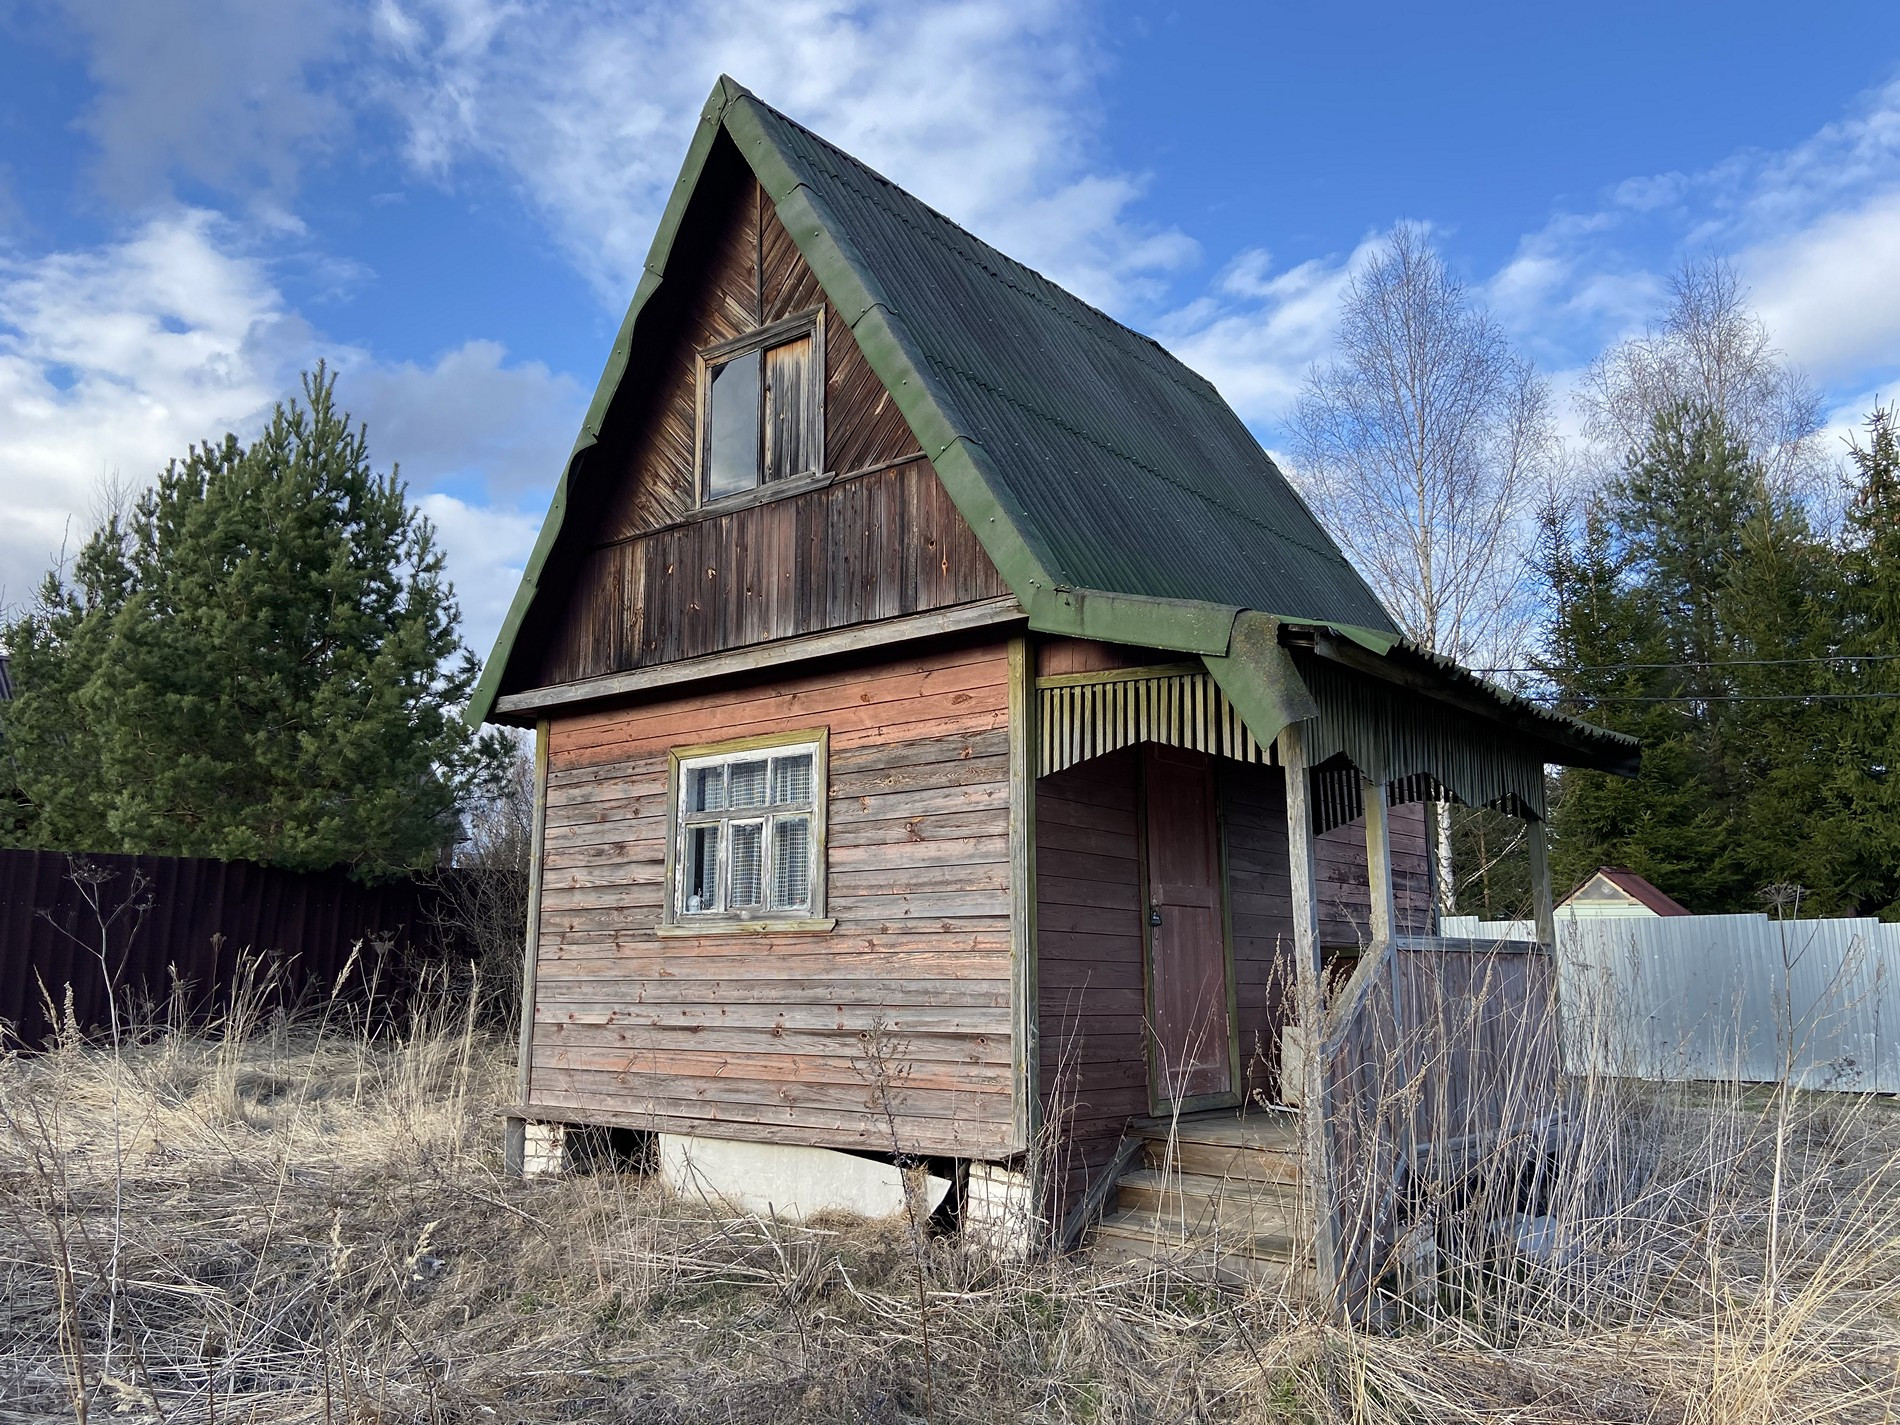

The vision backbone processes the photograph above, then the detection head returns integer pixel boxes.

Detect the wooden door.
[1142,745,1236,1107]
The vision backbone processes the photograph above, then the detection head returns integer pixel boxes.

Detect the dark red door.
[1142,745,1235,1106]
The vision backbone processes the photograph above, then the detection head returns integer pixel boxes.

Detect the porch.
[1026,631,1598,1312]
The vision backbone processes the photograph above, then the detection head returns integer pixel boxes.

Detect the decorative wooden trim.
[1036,666,1279,777]
[1034,663,1201,689]
[492,596,1024,718]
[516,719,550,1106]
[1007,635,1040,1158]
[1277,719,1342,1313]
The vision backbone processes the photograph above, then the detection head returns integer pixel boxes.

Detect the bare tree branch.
[1288,224,1554,666]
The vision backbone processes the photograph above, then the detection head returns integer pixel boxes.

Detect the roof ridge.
[739,95,1234,416]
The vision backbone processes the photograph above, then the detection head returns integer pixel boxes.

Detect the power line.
[1529,691,1900,705]
[1477,651,1900,675]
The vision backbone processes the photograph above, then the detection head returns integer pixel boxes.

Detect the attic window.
[697,310,825,503]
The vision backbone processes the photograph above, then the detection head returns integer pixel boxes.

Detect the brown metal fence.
[0,848,470,1046]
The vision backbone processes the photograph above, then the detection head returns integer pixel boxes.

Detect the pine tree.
[0,367,503,876]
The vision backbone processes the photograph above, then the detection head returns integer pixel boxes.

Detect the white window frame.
[662,729,830,934]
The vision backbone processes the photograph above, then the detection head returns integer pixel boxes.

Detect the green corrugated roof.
[466,78,1634,778]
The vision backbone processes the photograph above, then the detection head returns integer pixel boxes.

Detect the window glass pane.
[772,815,812,910]
[684,824,720,913]
[689,764,726,813]
[770,753,813,806]
[706,349,762,499]
[764,334,817,483]
[730,822,764,907]
[728,758,768,809]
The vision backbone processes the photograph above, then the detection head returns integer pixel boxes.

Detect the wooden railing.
[1319,935,1565,1317]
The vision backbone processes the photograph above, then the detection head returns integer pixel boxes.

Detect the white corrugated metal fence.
[1441,912,1900,1091]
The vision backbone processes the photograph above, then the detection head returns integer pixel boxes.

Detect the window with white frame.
[671,736,825,922]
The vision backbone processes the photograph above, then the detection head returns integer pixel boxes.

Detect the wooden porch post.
[1362,774,1396,947]
[1527,816,1556,950]
[1278,720,1341,1310]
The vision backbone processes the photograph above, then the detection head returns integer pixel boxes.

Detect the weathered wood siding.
[528,641,1018,1156]
[1035,747,1147,1218]
[538,459,1007,681]
[525,157,1005,690]
[1034,753,1434,1197]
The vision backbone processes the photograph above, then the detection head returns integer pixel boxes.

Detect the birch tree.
[1289,223,1554,913]
[1578,258,1824,495]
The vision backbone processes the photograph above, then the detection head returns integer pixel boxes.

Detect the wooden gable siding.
[525,164,1003,690]
[529,640,1019,1156]
[535,459,1007,683]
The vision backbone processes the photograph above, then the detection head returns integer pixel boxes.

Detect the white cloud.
[365,0,1194,314]
[62,0,354,204]
[1747,190,1900,382]
[1154,239,1382,428]
[341,339,584,499]
[415,492,544,659]
[1160,70,1900,447]
[0,213,560,661]
[1479,74,1900,391]
[0,209,302,608]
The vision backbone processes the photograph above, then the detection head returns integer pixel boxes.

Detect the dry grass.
[3,979,1900,1424]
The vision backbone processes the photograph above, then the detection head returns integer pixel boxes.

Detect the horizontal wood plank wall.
[1034,747,1147,1221]
[1221,764,1432,1102]
[1034,638,1179,679]
[530,642,1018,1156]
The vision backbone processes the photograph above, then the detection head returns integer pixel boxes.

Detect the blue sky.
[4,0,1899,662]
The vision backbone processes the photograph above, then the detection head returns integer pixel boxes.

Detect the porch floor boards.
[1089,1107,1316,1293]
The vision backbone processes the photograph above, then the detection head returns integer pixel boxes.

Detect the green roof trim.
[1201,612,1320,747]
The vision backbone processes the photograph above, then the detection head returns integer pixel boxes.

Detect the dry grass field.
[3,974,1899,1424]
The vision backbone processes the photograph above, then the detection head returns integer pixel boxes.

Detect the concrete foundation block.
[963,1162,1039,1258]
[659,1133,950,1222]
[519,1121,568,1177]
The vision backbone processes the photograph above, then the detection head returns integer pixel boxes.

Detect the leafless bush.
[431,742,534,1026]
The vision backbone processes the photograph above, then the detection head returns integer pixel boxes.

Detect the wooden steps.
[1087,1109,1315,1291]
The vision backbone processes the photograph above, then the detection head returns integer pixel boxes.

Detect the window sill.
[656,917,836,938]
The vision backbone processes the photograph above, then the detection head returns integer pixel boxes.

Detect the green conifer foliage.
[1825,406,1900,915]
[1541,402,1843,911]
[0,367,504,875]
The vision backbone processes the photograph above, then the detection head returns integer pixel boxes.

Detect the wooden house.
[472,78,1637,1305]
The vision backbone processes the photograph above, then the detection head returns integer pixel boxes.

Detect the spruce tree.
[1542,403,1825,910]
[1825,405,1900,915]
[0,367,503,876]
